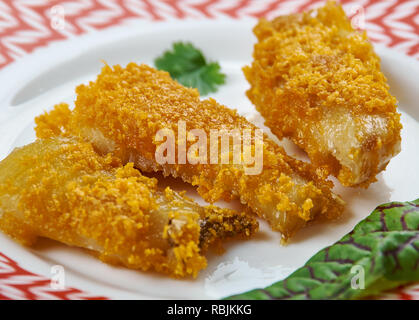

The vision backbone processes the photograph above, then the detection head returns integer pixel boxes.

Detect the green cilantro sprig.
[154,42,226,96]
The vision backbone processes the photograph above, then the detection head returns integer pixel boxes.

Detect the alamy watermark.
[154,121,264,175]
[350,5,365,30]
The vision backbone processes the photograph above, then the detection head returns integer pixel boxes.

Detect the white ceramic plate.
[0,19,418,300]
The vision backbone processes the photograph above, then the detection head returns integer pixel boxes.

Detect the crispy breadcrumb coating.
[0,137,257,278]
[35,63,344,240]
[243,1,402,187]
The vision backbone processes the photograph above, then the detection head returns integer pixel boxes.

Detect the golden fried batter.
[0,137,257,277]
[243,1,402,187]
[35,63,344,240]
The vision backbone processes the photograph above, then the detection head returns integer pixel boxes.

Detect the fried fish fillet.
[35,63,344,241]
[0,137,257,277]
[243,1,402,187]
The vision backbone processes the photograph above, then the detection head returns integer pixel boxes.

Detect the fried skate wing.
[36,63,344,240]
[243,1,402,187]
[0,137,257,277]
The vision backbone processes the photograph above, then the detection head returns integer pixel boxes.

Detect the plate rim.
[0,19,418,300]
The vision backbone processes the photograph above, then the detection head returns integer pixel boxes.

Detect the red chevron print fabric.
[0,0,418,68]
[0,0,418,300]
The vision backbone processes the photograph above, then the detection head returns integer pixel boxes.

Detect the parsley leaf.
[154,42,226,95]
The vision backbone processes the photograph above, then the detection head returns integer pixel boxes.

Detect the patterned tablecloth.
[0,0,418,300]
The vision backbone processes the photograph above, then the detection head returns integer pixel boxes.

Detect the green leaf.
[154,42,226,95]
[225,199,419,300]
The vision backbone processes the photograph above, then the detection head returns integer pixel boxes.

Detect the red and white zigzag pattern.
[0,253,107,300]
[0,0,418,68]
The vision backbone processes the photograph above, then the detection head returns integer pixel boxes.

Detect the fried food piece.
[36,63,344,241]
[243,1,402,187]
[0,137,257,278]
